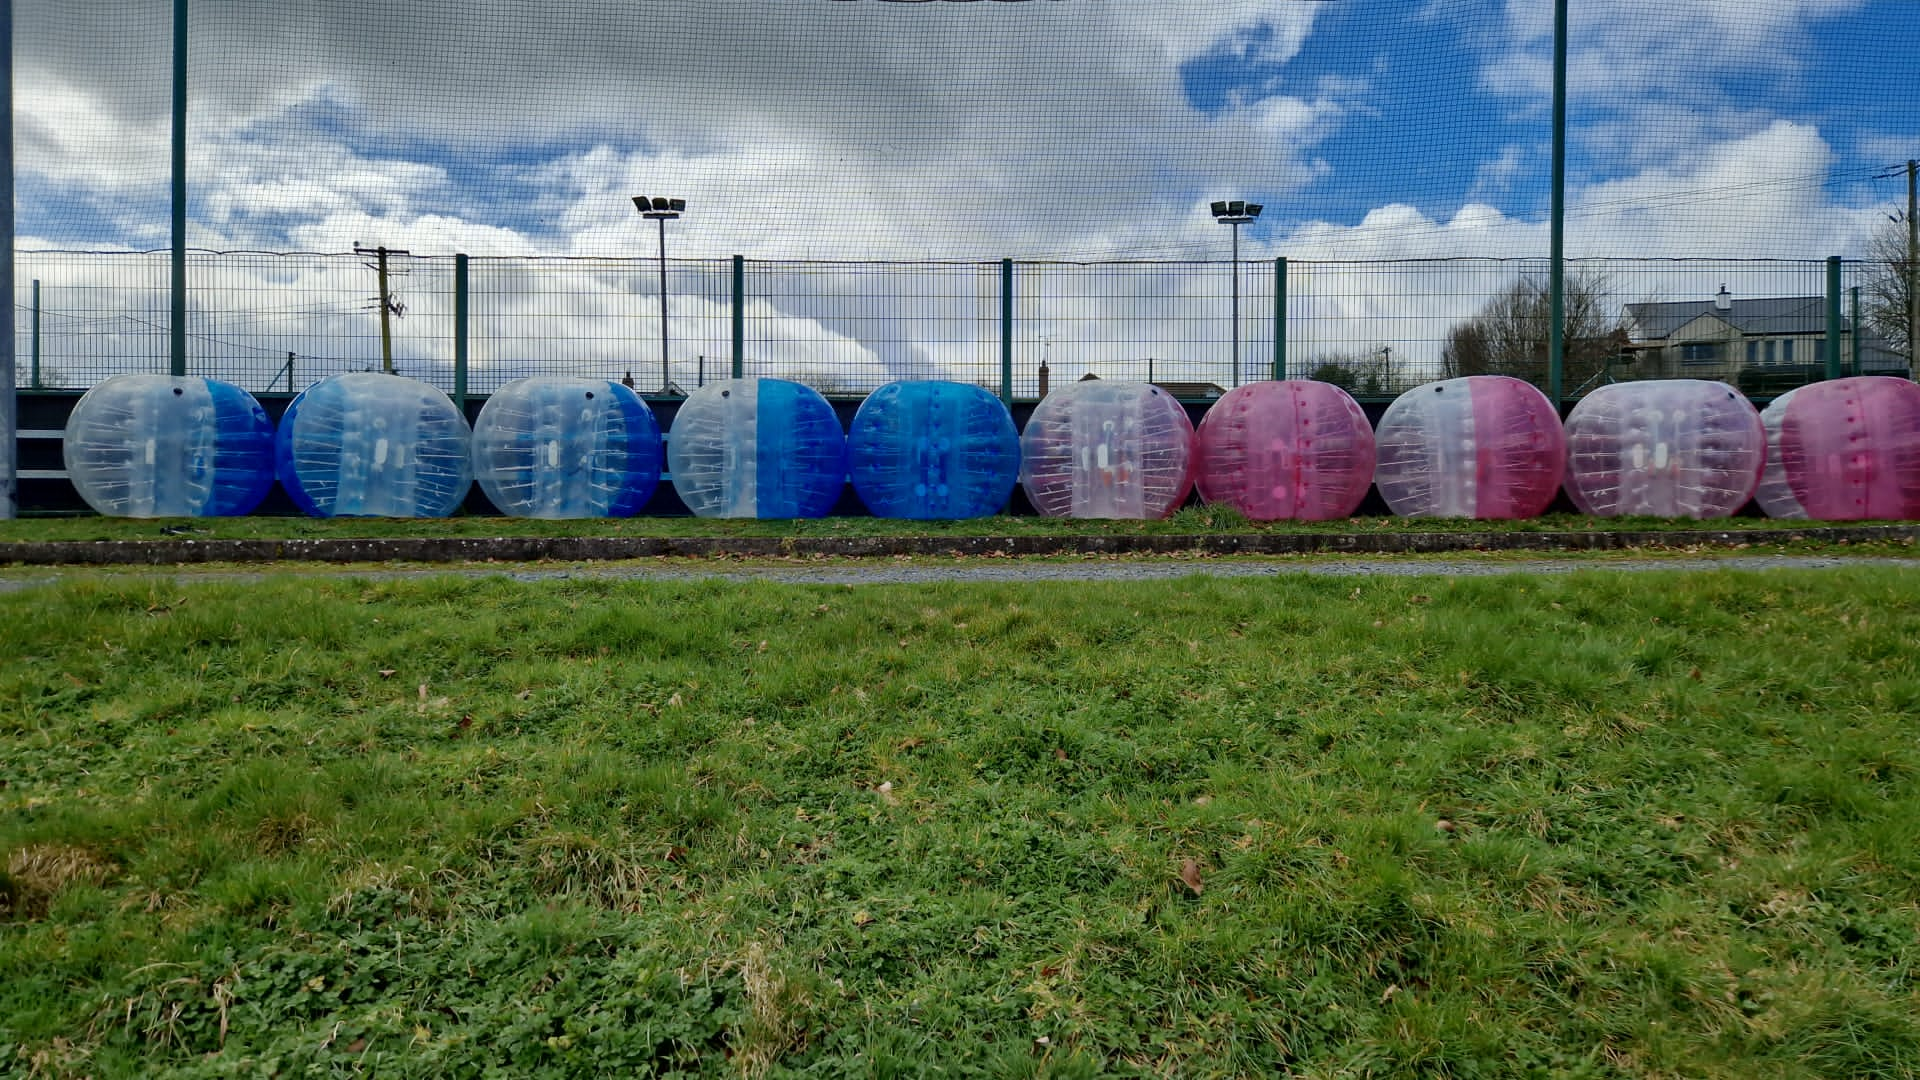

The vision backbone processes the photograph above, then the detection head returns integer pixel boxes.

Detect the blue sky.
[13,0,1918,261]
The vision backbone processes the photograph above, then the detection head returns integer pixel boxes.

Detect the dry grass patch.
[1,844,116,921]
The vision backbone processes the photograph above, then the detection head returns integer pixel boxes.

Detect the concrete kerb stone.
[1,524,1916,566]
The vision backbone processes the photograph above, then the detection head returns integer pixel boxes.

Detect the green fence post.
[453,254,469,413]
[1273,257,1287,381]
[170,0,188,377]
[732,255,744,379]
[1849,285,1861,377]
[1546,0,1567,407]
[31,278,41,388]
[1000,259,1014,406]
[1824,256,1842,382]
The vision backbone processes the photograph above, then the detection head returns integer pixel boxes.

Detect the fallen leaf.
[378,669,397,679]
[344,1037,367,1054]
[1178,858,1204,895]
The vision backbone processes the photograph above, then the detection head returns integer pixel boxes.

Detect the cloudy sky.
[12,0,1920,389]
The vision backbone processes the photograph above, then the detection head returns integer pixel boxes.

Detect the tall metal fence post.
[453,254,469,413]
[1547,0,1567,407]
[1273,257,1287,381]
[1850,285,1861,376]
[1824,256,1843,381]
[1,0,14,519]
[1000,259,1014,406]
[31,279,41,389]
[731,255,744,379]
[170,0,188,377]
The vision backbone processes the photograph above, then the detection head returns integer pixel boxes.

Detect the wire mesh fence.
[13,251,1912,401]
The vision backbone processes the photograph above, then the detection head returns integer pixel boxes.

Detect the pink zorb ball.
[1562,380,1763,518]
[1754,376,1920,520]
[1194,380,1374,521]
[1374,375,1566,519]
[1019,380,1195,519]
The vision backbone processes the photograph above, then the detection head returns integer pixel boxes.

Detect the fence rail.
[13,252,1912,401]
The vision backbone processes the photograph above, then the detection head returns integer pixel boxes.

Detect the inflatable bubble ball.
[848,380,1020,519]
[1373,375,1565,519]
[64,374,276,517]
[275,372,473,518]
[1193,380,1374,522]
[667,378,847,518]
[1562,379,1763,519]
[1019,380,1195,519]
[1754,376,1920,520]
[471,377,662,518]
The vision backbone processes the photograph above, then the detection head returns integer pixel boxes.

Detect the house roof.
[1626,296,1845,340]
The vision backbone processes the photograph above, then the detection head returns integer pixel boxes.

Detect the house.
[1623,287,1911,386]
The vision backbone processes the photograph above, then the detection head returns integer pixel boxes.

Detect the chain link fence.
[14,251,1910,401]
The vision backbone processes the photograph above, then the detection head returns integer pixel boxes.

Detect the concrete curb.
[2,524,1916,566]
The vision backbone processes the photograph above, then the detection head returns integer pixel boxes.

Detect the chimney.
[1714,284,1732,312]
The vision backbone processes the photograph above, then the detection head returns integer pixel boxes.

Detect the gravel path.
[3,553,1915,592]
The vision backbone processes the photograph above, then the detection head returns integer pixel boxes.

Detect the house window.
[1781,339,1795,364]
[1681,343,1719,364]
[1767,340,1779,365]
[1746,341,1758,366]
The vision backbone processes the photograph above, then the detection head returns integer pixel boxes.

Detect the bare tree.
[1865,212,1915,362]
[1307,349,1400,396]
[1440,270,1629,389]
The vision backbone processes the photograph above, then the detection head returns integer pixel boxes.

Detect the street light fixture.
[1211,199,1262,387]
[632,195,686,394]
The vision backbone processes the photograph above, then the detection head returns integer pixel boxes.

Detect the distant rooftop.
[1626,295,1842,340]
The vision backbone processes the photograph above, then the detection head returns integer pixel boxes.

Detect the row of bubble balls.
[61,370,1920,521]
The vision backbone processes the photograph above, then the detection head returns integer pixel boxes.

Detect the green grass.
[4,567,1919,1077]
[3,507,1913,545]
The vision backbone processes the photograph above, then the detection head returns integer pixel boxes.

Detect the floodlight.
[1210,201,1228,217]
[1246,203,1263,218]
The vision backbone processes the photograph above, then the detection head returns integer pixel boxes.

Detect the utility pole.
[355,245,408,374]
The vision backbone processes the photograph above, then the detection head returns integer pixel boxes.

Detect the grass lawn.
[4,566,1919,1077]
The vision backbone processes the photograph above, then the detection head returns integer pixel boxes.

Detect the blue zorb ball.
[667,378,846,518]
[471,377,662,518]
[848,381,1019,519]
[63,374,276,517]
[275,372,473,517]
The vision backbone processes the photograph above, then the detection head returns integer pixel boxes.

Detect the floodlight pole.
[634,196,685,394]
[1212,200,1262,387]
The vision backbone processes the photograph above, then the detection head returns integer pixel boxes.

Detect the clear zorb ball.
[1019,380,1195,519]
[63,374,276,517]
[274,372,473,518]
[471,377,662,518]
